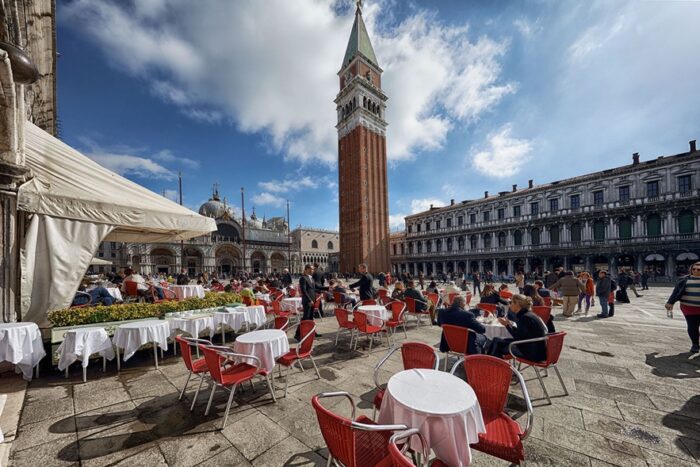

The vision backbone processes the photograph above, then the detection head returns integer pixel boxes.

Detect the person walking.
[627,269,643,298]
[665,261,700,353]
[576,272,595,315]
[641,270,649,290]
[596,271,613,318]
[551,271,586,317]
[616,270,631,303]
[515,271,525,294]
[473,272,482,296]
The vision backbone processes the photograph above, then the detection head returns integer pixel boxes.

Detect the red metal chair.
[276,320,321,396]
[241,295,256,306]
[175,336,213,411]
[543,296,552,307]
[384,301,408,342]
[372,342,439,419]
[199,344,277,429]
[353,311,389,352]
[389,429,448,467]
[466,292,473,306]
[532,306,552,327]
[404,297,430,326]
[447,292,460,306]
[477,303,497,317]
[312,295,324,320]
[210,282,225,292]
[499,290,513,300]
[274,316,289,331]
[377,288,390,304]
[426,292,440,310]
[151,286,176,303]
[452,355,533,465]
[508,331,568,404]
[441,324,480,371]
[334,307,357,347]
[288,287,298,297]
[123,281,141,303]
[333,291,351,309]
[312,391,408,467]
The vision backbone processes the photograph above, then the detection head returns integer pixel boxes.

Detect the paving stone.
[111,445,168,466]
[524,437,592,466]
[12,414,77,452]
[19,394,74,426]
[573,379,656,409]
[252,435,326,466]
[276,402,326,451]
[223,411,290,460]
[10,435,80,466]
[158,430,232,466]
[74,400,138,440]
[195,446,252,466]
[74,385,131,414]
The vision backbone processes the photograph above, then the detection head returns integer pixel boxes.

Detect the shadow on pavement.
[661,394,700,460]
[645,352,700,379]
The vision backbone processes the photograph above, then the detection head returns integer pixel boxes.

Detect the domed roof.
[198,188,233,219]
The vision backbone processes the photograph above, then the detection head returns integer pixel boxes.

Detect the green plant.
[48,292,242,327]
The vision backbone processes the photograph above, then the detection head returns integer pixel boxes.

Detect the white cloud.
[87,153,175,180]
[153,149,199,169]
[63,0,513,165]
[252,192,285,208]
[410,198,445,214]
[388,213,406,231]
[258,176,317,194]
[163,189,178,201]
[471,125,532,179]
[569,14,625,62]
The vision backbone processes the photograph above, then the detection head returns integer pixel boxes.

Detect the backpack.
[610,279,618,292]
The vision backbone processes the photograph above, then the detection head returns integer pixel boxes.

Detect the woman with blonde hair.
[391,281,406,301]
[488,294,547,361]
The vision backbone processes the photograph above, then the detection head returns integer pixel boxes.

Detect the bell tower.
[336,0,390,274]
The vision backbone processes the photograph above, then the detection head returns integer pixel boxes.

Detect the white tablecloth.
[357,305,389,326]
[57,327,115,370]
[281,297,302,313]
[378,369,485,467]
[233,329,289,372]
[0,323,46,381]
[112,320,170,361]
[170,285,205,300]
[477,319,511,340]
[255,293,271,302]
[216,306,266,332]
[106,288,123,301]
[169,315,215,338]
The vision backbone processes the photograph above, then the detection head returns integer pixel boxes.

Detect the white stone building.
[291,228,340,272]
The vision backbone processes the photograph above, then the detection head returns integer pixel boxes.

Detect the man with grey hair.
[349,263,375,300]
[437,294,488,355]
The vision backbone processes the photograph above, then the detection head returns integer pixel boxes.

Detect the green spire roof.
[341,5,378,69]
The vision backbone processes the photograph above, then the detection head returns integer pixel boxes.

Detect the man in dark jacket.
[545,270,559,289]
[349,263,375,300]
[176,268,189,285]
[596,270,613,318]
[489,303,547,362]
[438,296,488,354]
[281,268,293,288]
[297,264,326,338]
[312,263,326,290]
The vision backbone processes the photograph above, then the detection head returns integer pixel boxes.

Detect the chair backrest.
[463,354,513,414]
[124,281,139,297]
[404,297,417,313]
[426,292,439,307]
[499,291,513,300]
[162,288,177,300]
[543,296,552,307]
[288,288,298,297]
[389,429,429,467]
[401,342,438,370]
[477,303,497,316]
[298,320,316,354]
[274,316,289,331]
[176,336,195,371]
[313,295,323,310]
[361,299,377,306]
[388,301,406,322]
[200,344,224,383]
[333,291,344,304]
[353,311,370,332]
[442,324,471,354]
[466,292,473,306]
[311,394,393,467]
[377,289,388,299]
[211,283,225,292]
[532,306,552,324]
[545,332,566,365]
[335,308,352,328]
[447,292,460,306]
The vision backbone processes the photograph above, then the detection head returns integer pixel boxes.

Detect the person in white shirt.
[441,281,461,305]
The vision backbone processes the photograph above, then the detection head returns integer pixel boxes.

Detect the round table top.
[282,297,301,302]
[117,320,168,330]
[387,369,477,416]
[64,326,106,335]
[0,322,38,330]
[357,305,387,313]
[236,329,286,344]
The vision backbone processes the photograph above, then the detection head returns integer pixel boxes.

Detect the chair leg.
[103,356,107,373]
[534,367,551,404]
[82,365,87,383]
[179,372,192,400]
[205,384,218,415]
[65,366,69,379]
[335,329,341,346]
[265,375,277,403]
[221,384,237,429]
[309,356,321,380]
[116,346,121,372]
[369,334,374,353]
[553,365,569,396]
[443,353,448,372]
[284,365,291,397]
[402,322,408,339]
[326,455,333,467]
[191,374,205,411]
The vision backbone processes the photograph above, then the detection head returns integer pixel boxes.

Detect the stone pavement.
[5,285,700,466]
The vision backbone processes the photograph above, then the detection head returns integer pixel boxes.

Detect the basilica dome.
[198,190,233,219]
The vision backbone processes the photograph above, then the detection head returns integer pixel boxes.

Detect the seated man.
[404,280,437,324]
[438,296,489,354]
[533,280,550,298]
[176,268,189,285]
[441,280,461,304]
[331,280,356,307]
[72,283,116,307]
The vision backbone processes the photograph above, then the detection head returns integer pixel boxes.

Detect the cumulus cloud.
[153,149,199,169]
[252,192,285,208]
[410,198,445,214]
[87,153,174,180]
[471,125,532,178]
[258,176,317,193]
[62,0,513,165]
[388,214,406,231]
[163,189,178,201]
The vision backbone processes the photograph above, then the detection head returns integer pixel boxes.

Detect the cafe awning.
[644,254,665,261]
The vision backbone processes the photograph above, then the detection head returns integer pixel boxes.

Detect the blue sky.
[57,0,700,231]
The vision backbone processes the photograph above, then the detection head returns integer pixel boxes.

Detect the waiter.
[350,263,376,301]
[297,264,326,339]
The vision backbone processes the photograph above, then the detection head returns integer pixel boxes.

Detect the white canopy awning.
[18,121,217,242]
[17,122,217,325]
[89,257,113,266]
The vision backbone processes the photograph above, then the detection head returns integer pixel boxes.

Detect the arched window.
[531,228,540,246]
[311,240,318,249]
[327,241,334,249]
[470,235,478,249]
[436,239,442,252]
[426,241,432,253]
[618,218,632,239]
[363,96,367,108]
[647,214,661,236]
[550,225,560,244]
[483,234,491,249]
[679,210,695,234]
[593,220,606,240]
[417,242,423,253]
[498,231,506,247]
[458,236,465,250]
[513,230,523,246]
[446,238,453,251]
[570,223,581,242]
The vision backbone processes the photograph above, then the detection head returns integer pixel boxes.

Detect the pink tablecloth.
[378,369,485,467]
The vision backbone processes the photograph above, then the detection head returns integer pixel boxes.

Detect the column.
[478,260,483,272]
[542,258,548,272]
[666,211,674,235]
[442,261,447,273]
[563,257,568,270]
[636,255,644,273]
[525,257,530,273]
[453,261,458,273]
[508,258,513,276]
[431,261,436,275]
[585,256,592,272]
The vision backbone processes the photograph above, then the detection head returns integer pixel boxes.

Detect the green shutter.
[679,211,695,234]
[619,219,632,239]
[647,215,661,236]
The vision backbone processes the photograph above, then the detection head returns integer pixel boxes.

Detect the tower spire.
[341,0,378,69]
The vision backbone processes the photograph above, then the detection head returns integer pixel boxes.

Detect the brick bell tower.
[336,0,390,274]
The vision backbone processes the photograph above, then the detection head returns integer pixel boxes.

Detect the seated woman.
[332,280,357,307]
[498,284,513,299]
[488,294,547,362]
[426,281,440,295]
[524,284,555,332]
[479,283,509,315]
[391,281,406,301]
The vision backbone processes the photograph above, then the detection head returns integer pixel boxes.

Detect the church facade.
[336,2,391,274]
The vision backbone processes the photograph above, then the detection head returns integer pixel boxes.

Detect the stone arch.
[183,246,204,276]
[270,252,286,272]
[327,241,334,249]
[250,251,267,273]
[149,247,177,275]
[215,245,241,276]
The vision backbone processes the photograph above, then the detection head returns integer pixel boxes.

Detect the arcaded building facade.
[291,228,339,271]
[391,143,700,280]
[336,3,390,274]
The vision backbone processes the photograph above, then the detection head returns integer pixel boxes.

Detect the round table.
[281,297,302,313]
[357,304,389,326]
[112,320,170,369]
[56,327,115,381]
[477,318,511,340]
[0,323,46,381]
[170,285,206,300]
[169,315,215,339]
[233,329,289,372]
[378,369,485,467]
[215,306,267,343]
[255,293,271,302]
